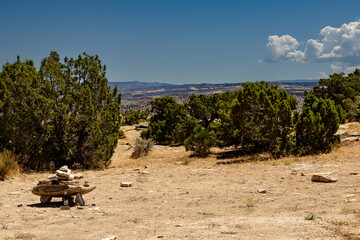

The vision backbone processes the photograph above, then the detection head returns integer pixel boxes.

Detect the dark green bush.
[122,109,149,126]
[312,69,360,122]
[228,82,297,156]
[141,96,196,145]
[296,94,340,154]
[184,125,214,157]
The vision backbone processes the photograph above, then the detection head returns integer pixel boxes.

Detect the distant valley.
[109,80,318,100]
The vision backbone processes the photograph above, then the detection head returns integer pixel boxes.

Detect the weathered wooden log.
[32,184,96,197]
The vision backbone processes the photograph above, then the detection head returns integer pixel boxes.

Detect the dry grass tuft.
[0,150,19,180]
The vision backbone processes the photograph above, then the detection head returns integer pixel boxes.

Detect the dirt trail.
[1,125,360,239]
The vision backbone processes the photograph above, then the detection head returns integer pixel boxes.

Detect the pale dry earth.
[1,123,360,240]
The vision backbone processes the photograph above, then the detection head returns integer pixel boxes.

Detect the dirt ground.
[1,124,360,240]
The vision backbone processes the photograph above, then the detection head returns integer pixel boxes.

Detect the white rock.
[9,191,20,195]
[345,194,355,198]
[56,170,73,179]
[120,182,133,187]
[102,236,117,240]
[59,165,69,172]
[257,189,267,194]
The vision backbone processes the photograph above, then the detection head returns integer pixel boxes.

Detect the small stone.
[345,194,356,198]
[157,236,164,239]
[102,236,117,240]
[84,181,90,187]
[175,224,183,227]
[311,174,337,183]
[91,203,96,206]
[17,204,23,207]
[59,165,69,172]
[73,173,83,179]
[140,171,149,175]
[133,168,141,171]
[347,199,356,202]
[350,172,358,175]
[121,182,133,187]
[9,191,20,195]
[56,170,72,179]
[257,189,267,194]
[301,172,305,176]
[60,206,71,210]
[77,206,84,210]
[144,166,149,169]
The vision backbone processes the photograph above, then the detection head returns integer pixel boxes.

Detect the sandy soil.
[1,124,360,240]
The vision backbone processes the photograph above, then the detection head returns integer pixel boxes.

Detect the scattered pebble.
[102,236,117,240]
[120,182,133,187]
[257,189,267,194]
[9,192,20,195]
[17,204,23,207]
[345,194,355,198]
[175,224,183,227]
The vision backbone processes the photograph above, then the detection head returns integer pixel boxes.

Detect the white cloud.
[264,35,301,62]
[263,21,360,73]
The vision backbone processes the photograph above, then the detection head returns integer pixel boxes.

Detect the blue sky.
[0,0,360,84]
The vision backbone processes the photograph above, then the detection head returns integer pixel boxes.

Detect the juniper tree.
[0,52,122,170]
[229,82,297,156]
[296,94,340,154]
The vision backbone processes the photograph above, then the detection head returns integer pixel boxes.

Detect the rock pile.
[32,165,95,206]
[48,165,83,181]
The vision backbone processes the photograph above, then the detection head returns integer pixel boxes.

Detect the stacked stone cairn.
[32,165,95,206]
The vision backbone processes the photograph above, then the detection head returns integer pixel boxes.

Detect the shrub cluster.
[122,109,149,126]
[142,79,344,157]
[312,69,360,122]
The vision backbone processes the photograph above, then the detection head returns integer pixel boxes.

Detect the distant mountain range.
[108,81,174,91]
[108,80,318,100]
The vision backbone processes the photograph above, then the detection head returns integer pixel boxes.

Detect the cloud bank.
[264,21,360,73]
